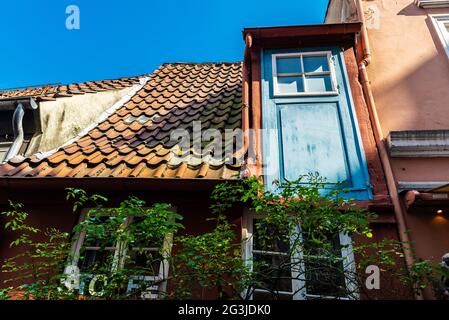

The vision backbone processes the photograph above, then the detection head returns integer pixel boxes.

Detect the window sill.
[274,91,339,98]
[417,0,449,8]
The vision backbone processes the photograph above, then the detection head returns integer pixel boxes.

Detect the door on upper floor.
[261,47,372,200]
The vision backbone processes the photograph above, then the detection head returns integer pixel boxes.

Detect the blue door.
[261,47,372,200]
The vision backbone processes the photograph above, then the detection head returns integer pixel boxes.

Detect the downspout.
[242,33,252,178]
[4,103,25,162]
[355,0,420,298]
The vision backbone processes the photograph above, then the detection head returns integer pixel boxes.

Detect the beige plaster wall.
[364,0,449,180]
[365,0,449,132]
[26,87,133,155]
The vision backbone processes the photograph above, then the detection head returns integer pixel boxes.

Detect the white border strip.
[417,0,449,8]
[431,14,449,59]
[34,76,150,160]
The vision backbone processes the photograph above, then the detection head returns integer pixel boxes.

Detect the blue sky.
[0,0,328,89]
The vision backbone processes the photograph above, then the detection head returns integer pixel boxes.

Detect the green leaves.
[170,214,248,299]
[2,178,444,300]
[1,201,72,300]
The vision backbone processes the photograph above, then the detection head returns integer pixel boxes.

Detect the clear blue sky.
[0,0,328,89]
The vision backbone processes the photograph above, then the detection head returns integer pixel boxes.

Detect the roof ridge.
[161,62,243,66]
[0,73,149,95]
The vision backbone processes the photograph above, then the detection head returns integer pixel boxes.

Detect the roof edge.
[243,22,362,40]
[0,177,241,194]
[0,74,148,96]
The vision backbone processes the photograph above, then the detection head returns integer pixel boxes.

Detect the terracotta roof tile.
[0,63,243,180]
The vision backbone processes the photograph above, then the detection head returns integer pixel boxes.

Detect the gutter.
[241,33,252,178]
[404,190,449,209]
[355,0,420,299]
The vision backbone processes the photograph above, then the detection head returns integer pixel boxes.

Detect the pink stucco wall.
[365,0,449,183]
[366,0,449,131]
[364,1,449,299]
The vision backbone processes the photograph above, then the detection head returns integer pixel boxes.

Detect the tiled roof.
[0,63,243,180]
[0,76,144,100]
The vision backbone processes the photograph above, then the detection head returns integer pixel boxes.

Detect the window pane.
[124,217,165,275]
[276,57,302,74]
[279,103,349,183]
[253,220,290,253]
[302,231,342,257]
[125,249,162,276]
[79,249,115,272]
[254,253,293,293]
[303,55,329,73]
[305,257,347,297]
[83,216,118,247]
[128,216,164,248]
[277,76,304,94]
[305,75,333,92]
[445,22,449,33]
[302,231,347,297]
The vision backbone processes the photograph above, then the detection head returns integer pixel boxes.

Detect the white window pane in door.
[305,75,333,92]
[277,76,304,94]
[303,55,329,73]
[279,103,348,183]
[276,57,302,74]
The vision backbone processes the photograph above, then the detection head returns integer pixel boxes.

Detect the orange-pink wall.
[365,0,449,184]
[363,1,449,299]
[365,0,449,134]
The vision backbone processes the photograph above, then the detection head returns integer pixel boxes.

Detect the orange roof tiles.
[0,63,243,180]
[0,76,144,100]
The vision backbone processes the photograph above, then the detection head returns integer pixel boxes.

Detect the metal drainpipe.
[4,103,25,162]
[242,33,252,178]
[355,0,421,299]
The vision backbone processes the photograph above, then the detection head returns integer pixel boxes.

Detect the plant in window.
[66,190,184,300]
[168,214,251,300]
[210,174,443,300]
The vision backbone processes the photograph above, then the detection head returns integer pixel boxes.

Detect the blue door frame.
[261,47,372,200]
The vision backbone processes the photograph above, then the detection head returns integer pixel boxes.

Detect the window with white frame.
[242,213,357,300]
[68,211,173,299]
[432,15,449,58]
[272,52,338,96]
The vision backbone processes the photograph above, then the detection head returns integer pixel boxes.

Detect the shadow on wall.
[368,6,449,132]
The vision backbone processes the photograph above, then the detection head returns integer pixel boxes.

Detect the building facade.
[2,0,447,300]
[326,0,449,299]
